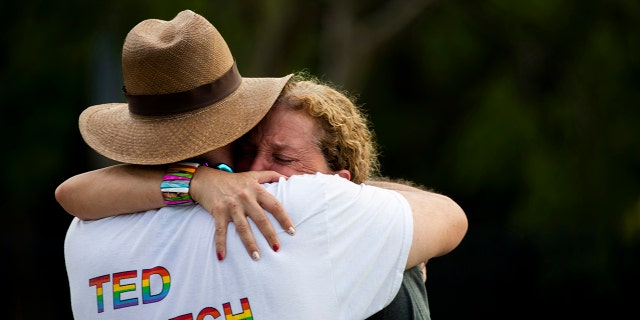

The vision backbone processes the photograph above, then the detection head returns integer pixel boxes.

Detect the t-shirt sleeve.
[265,173,413,318]
[322,174,414,318]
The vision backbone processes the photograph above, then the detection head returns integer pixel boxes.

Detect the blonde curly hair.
[275,73,380,184]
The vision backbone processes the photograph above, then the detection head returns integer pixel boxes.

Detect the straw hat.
[79,10,292,165]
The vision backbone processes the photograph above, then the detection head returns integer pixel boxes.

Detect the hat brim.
[79,74,293,165]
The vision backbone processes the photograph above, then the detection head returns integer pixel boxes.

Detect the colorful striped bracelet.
[161,162,202,206]
[161,161,235,206]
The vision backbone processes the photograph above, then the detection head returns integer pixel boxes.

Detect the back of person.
[65,173,413,319]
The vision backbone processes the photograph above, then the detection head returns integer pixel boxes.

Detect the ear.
[335,169,351,181]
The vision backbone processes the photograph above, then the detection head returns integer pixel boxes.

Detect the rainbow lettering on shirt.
[88,266,171,313]
[142,266,171,303]
[113,270,138,309]
[223,298,253,320]
[169,298,253,320]
[88,275,110,313]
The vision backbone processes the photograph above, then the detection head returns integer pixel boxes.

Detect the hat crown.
[122,10,233,95]
[78,10,292,165]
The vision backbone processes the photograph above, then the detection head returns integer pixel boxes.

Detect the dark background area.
[2,0,638,318]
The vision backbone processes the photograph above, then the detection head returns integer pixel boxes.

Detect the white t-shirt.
[65,173,413,320]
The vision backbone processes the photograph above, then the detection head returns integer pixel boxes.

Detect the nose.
[248,154,270,171]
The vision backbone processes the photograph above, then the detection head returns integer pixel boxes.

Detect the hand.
[190,166,295,261]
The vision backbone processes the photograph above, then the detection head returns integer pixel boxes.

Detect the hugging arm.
[55,164,165,218]
[366,179,468,270]
[55,164,295,260]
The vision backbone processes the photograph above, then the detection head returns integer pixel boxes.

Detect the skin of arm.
[55,166,467,266]
[366,179,468,270]
[55,164,165,219]
[55,164,293,260]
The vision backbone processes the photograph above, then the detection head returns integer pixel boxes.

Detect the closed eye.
[273,155,294,163]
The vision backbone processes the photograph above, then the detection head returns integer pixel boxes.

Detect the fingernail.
[286,226,296,236]
[272,243,280,252]
[251,251,260,261]
[217,252,223,261]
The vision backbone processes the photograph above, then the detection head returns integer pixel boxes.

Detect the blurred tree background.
[2,0,638,318]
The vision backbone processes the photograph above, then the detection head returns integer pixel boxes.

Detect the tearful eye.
[274,155,294,163]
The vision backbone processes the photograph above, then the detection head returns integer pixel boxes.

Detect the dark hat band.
[124,62,242,116]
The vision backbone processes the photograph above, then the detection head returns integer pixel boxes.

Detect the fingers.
[214,195,282,262]
[215,196,293,261]
[257,188,296,236]
[213,201,263,261]
[253,170,287,184]
[246,200,282,254]
[214,218,229,261]
[249,170,296,235]
[232,214,262,261]
[199,170,296,261]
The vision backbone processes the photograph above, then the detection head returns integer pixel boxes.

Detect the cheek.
[271,165,298,177]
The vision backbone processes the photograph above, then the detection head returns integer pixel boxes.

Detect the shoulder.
[263,173,351,195]
[287,172,350,184]
[268,173,407,202]
[267,173,410,219]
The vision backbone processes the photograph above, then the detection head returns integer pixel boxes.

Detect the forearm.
[402,189,467,266]
[367,178,468,269]
[55,163,293,260]
[55,164,166,220]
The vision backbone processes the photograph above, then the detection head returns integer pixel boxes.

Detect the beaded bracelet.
[161,162,202,206]
[161,161,235,206]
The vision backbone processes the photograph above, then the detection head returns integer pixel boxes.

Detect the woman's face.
[235,105,349,180]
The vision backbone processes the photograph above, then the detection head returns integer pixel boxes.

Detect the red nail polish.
[272,243,280,252]
[217,252,223,261]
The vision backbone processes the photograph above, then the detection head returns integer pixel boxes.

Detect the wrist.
[163,162,235,206]
[161,162,202,206]
[191,162,235,202]
[189,164,208,204]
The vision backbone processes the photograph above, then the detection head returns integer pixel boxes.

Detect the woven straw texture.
[79,10,292,165]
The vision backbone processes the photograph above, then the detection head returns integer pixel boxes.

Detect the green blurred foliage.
[2,0,638,318]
